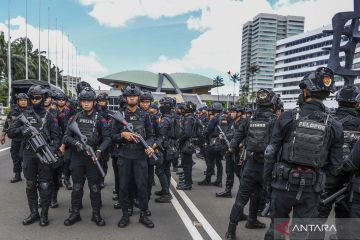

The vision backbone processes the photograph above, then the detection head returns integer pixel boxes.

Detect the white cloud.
[0,16,109,90]
[80,0,353,95]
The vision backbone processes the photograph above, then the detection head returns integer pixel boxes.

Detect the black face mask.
[31,98,45,112]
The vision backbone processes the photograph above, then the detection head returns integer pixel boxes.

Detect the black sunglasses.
[31,96,43,100]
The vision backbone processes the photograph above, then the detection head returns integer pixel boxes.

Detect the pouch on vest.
[246,120,271,153]
[286,113,331,168]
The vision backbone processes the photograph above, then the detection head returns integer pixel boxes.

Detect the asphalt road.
[0,141,272,240]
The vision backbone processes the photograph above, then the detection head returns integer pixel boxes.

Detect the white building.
[274,25,360,109]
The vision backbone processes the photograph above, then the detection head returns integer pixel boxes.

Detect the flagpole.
[25,0,28,79]
[61,26,64,91]
[55,18,58,87]
[7,0,12,107]
[67,34,70,95]
[47,6,50,83]
[38,0,41,81]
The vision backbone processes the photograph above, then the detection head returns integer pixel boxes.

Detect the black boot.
[145,209,151,216]
[64,209,81,226]
[155,193,172,203]
[139,211,154,228]
[114,200,122,209]
[212,179,222,187]
[22,208,40,225]
[225,222,237,240]
[176,183,192,190]
[39,207,49,227]
[154,190,165,196]
[245,219,266,229]
[198,178,211,186]
[10,172,22,183]
[112,193,119,201]
[50,191,59,208]
[91,211,106,226]
[118,211,130,228]
[216,188,232,198]
[63,178,72,190]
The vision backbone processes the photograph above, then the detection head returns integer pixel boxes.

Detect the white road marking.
[171,177,223,240]
[170,189,204,240]
[0,147,10,152]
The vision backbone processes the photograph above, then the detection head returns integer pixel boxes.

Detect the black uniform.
[263,101,344,240]
[112,107,154,216]
[63,111,111,219]
[228,107,276,230]
[177,113,196,189]
[314,107,360,239]
[203,115,225,185]
[8,105,61,225]
[3,105,27,175]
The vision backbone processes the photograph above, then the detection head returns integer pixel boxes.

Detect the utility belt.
[273,162,317,200]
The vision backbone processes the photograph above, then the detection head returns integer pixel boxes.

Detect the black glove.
[95,150,101,159]
[21,126,32,138]
[75,141,84,152]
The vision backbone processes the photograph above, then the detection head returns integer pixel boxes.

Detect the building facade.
[240,13,304,94]
[274,24,360,109]
[63,75,81,94]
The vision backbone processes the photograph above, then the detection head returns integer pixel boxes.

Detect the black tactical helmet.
[15,93,29,100]
[27,85,44,97]
[231,105,245,112]
[43,88,56,98]
[211,102,223,112]
[184,101,196,113]
[123,84,141,97]
[159,97,176,107]
[176,102,186,110]
[76,81,92,95]
[299,67,335,94]
[140,91,154,101]
[256,89,277,106]
[275,97,284,111]
[96,92,109,101]
[78,87,96,101]
[55,91,68,100]
[335,86,360,103]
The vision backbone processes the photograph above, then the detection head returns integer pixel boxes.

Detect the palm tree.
[230,72,240,104]
[247,64,260,109]
[213,75,224,101]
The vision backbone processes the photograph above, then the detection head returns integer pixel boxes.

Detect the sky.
[0,0,354,94]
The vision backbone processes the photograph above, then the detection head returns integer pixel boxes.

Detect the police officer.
[96,92,114,188]
[43,89,63,209]
[225,89,278,240]
[154,97,177,203]
[311,85,360,239]
[139,91,156,206]
[176,101,197,190]
[2,93,29,183]
[8,85,61,226]
[112,84,155,228]
[112,95,127,210]
[199,102,225,187]
[216,105,245,198]
[63,87,111,227]
[263,67,344,240]
[56,91,73,191]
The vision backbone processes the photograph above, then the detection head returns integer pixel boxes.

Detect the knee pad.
[39,182,50,191]
[26,180,36,190]
[73,183,83,192]
[90,184,100,193]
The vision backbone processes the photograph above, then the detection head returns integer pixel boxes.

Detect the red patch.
[59,112,65,118]
[53,118,59,123]
[100,118,107,123]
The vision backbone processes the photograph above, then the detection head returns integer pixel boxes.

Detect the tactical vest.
[282,110,331,168]
[246,114,274,153]
[336,114,360,160]
[77,112,100,147]
[125,110,146,139]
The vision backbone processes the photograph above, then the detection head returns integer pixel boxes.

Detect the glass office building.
[240,13,304,94]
